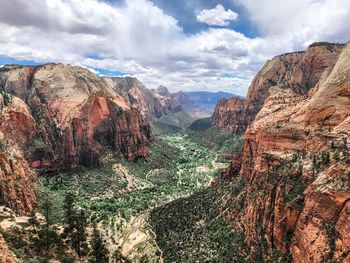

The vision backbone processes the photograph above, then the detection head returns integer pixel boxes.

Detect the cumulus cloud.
[235,0,350,49]
[196,5,238,26]
[0,0,349,95]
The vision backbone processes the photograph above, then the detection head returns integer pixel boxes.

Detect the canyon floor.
[29,120,242,262]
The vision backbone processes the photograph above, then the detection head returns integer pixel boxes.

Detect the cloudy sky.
[0,0,349,96]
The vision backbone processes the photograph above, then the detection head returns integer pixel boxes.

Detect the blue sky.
[0,0,349,95]
[145,0,259,37]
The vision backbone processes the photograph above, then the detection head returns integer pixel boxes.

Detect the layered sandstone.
[102,77,180,121]
[153,85,181,114]
[0,64,154,213]
[212,43,344,133]
[222,42,350,262]
[0,140,36,215]
[0,233,17,263]
[211,96,245,133]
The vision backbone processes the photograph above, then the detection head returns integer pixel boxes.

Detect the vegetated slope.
[154,110,194,134]
[212,42,344,133]
[217,42,350,262]
[150,176,248,263]
[187,118,243,159]
[34,127,234,261]
[171,91,235,118]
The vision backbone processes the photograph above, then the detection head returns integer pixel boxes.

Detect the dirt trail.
[120,213,149,256]
[113,163,135,190]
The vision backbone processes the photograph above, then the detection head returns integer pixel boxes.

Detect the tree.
[29,211,39,234]
[63,192,76,234]
[71,209,88,257]
[322,151,330,166]
[89,226,109,263]
[42,196,53,251]
[140,255,151,263]
[112,249,131,263]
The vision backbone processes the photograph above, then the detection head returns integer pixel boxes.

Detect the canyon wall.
[0,64,158,213]
[102,77,181,121]
[221,42,350,262]
[212,43,344,133]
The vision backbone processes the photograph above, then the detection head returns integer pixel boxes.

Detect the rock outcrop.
[221,42,350,262]
[212,43,344,133]
[153,86,181,114]
[0,64,154,213]
[0,233,18,263]
[102,77,180,121]
[211,96,245,133]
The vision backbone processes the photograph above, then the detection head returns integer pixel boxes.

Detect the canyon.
[0,41,349,263]
[0,64,181,215]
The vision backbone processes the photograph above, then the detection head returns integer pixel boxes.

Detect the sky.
[0,0,349,96]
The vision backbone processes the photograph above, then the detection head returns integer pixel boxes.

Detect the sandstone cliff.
[0,64,154,213]
[212,43,344,133]
[221,42,350,262]
[102,77,180,121]
[153,85,181,115]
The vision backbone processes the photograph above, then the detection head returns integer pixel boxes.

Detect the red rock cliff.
[221,42,350,262]
[0,64,153,213]
[102,77,181,121]
[212,43,344,133]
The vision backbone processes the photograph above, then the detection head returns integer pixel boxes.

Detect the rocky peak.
[155,85,170,97]
[103,77,181,121]
[212,42,344,133]
[221,42,350,262]
[170,91,194,105]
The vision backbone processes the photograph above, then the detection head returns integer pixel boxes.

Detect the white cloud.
[196,5,238,26]
[0,0,349,96]
[235,0,350,49]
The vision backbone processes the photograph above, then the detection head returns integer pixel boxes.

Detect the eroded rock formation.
[0,64,154,213]
[221,42,350,262]
[212,42,344,133]
[102,77,180,121]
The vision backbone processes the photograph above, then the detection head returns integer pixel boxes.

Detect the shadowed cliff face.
[212,43,344,133]
[221,43,350,262]
[0,64,154,213]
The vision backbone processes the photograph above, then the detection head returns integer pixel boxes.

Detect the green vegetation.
[155,110,194,133]
[0,90,13,107]
[149,177,248,262]
[0,213,75,263]
[37,131,235,224]
[32,125,244,262]
[187,118,243,155]
[89,226,109,263]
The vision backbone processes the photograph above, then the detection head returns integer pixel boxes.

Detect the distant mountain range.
[170,91,236,118]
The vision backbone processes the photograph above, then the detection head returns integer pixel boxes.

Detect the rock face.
[153,85,181,115]
[211,96,245,133]
[0,233,18,263]
[0,64,154,213]
[221,42,350,262]
[212,43,344,133]
[0,140,36,215]
[102,77,181,121]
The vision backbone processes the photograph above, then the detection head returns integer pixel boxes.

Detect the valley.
[34,123,242,262]
[1,42,349,263]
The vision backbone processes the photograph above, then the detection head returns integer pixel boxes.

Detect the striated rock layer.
[221,42,350,262]
[102,77,181,121]
[212,43,344,133]
[0,64,155,213]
